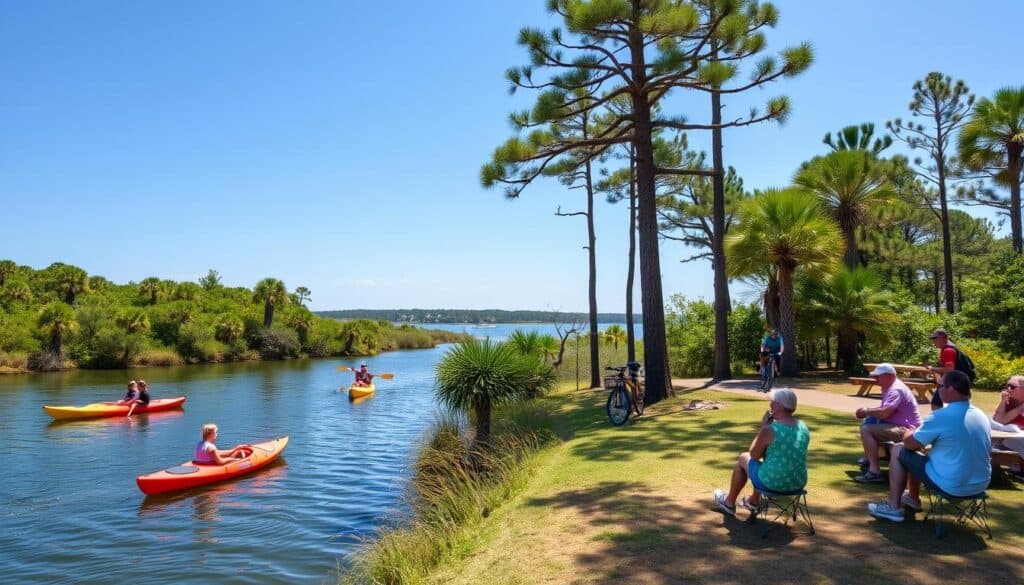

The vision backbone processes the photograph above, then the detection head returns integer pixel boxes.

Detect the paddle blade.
[336,365,351,372]
[378,373,394,380]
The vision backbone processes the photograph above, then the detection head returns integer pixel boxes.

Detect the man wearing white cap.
[853,363,922,483]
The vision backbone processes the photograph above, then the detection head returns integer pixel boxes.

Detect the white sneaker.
[900,491,923,512]
[713,489,736,517]
[868,501,905,522]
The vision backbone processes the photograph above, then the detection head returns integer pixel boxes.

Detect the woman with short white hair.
[714,388,810,515]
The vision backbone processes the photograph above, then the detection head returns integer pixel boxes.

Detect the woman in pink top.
[193,423,251,465]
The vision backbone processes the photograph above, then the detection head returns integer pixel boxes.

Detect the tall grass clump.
[341,405,557,585]
[556,333,632,384]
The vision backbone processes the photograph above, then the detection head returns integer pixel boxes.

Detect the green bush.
[257,328,300,359]
[729,303,765,373]
[134,348,184,367]
[958,339,1024,391]
[666,295,715,377]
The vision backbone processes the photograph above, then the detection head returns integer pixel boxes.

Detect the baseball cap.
[868,363,896,377]
[930,328,948,340]
[770,388,797,411]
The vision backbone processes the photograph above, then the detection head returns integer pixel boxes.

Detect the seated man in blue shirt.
[868,370,991,522]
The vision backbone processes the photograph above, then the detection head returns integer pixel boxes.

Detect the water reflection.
[45,409,184,430]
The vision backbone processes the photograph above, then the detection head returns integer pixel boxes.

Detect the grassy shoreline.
[375,381,1022,585]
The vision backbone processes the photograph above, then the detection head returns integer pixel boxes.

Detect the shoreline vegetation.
[0,261,467,375]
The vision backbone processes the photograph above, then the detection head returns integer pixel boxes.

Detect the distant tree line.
[316,309,640,325]
[0,261,465,373]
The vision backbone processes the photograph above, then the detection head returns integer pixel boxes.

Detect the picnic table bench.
[850,363,937,403]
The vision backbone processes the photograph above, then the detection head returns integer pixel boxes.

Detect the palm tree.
[794,150,895,268]
[139,277,164,305]
[802,267,896,370]
[0,259,17,287]
[288,311,315,346]
[37,302,77,356]
[1,278,32,304]
[173,282,202,301]
[537,334,560,363]
[508,329,544,357]
[727,189,843,376]
[823,122,893,155]
[435,339,554,449]
[214,315,244,343]
[294,286,311,307]
[253,278,288,328]
[47,264,89,305]
[601,324,627,350]
[116,309,150,334]
[958,87,1024,252]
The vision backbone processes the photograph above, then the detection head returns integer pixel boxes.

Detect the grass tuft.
[340,402,558,585]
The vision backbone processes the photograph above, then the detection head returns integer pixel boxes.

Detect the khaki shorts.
[863,423,909,443]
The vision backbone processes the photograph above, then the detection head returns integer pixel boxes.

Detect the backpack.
[948,344,977,382]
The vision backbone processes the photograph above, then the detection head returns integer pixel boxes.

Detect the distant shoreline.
[317,309,641,324]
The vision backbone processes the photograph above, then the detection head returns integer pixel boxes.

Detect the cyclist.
[760,330,784,377]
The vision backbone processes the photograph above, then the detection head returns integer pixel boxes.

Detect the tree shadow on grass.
[523,480,1023,585]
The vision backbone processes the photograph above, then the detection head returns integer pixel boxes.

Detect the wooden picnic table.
[991,430,1024,468]
[849,364,937,403]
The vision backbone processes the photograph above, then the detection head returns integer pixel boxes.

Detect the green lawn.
[427,382,1024,585]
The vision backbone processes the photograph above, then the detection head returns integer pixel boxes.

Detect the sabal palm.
[508,329,545,357]
[0,259,17,287]
[253,278,288,328]
[794,150,895,267]
[802,267,896,370]
[435,339,554,449]
[139,277,163,305]
[602,324,627,350]
[50,265,89,305]
[116,309,150,334]
[727,189,843,376]
[215,316,244,343]
[958,86,1024,252]
[37,302,77,355]
[294,286,311,306]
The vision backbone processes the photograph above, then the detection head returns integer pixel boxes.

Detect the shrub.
[958,339,1024,391]
[387,327,434,350]
[0,351,29,372]
[177,321,216,360]
[134,348,184,367]
[729,303,765,373]
[28,349,72,371]
[256,328,300,359]
[666,296,715,377]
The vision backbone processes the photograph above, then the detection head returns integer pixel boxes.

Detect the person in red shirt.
[926,328,959,411]
[353,363,374,387]
[993,375,1024,462]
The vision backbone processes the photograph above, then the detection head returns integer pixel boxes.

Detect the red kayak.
[136,436,289,495]
[43,396,187,420]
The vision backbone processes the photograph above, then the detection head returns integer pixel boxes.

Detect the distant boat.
[475,324,497,329]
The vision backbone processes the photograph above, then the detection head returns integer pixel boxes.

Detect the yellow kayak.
[348,384,375,399]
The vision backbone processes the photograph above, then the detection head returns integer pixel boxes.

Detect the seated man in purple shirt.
[854,363,923,483]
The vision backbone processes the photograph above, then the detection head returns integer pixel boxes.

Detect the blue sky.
[1,1,1020,313]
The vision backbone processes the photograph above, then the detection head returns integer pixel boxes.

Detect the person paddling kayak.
[353,363,375,387]
[194,424,251,465]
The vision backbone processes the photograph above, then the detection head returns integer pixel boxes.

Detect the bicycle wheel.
[606,386,631,426]
[632,384,645,416]
[763,365,775,392]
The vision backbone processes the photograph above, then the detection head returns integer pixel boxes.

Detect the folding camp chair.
[751,487,815,538]
[924,489,991,539]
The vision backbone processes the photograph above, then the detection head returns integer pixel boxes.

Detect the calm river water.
[0,345,453,584]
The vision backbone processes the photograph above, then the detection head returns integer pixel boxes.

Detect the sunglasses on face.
[1006,383,1021,390]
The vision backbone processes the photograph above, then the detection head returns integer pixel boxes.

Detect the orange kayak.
[136,436,289,496]
[43,396,187,420]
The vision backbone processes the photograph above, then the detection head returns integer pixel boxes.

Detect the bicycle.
[605,363,644,426]
[759,351,779,392]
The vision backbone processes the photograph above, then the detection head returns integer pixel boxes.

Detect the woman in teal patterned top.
[714,388,810,515]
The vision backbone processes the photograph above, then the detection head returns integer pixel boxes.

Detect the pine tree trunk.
[626,149,637,364]
[630,29,671,404]
[933,270,941,314]
[710,85,732,381]
[936,127,956,313]
[264,303,274,328]
[585,157,600,389]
